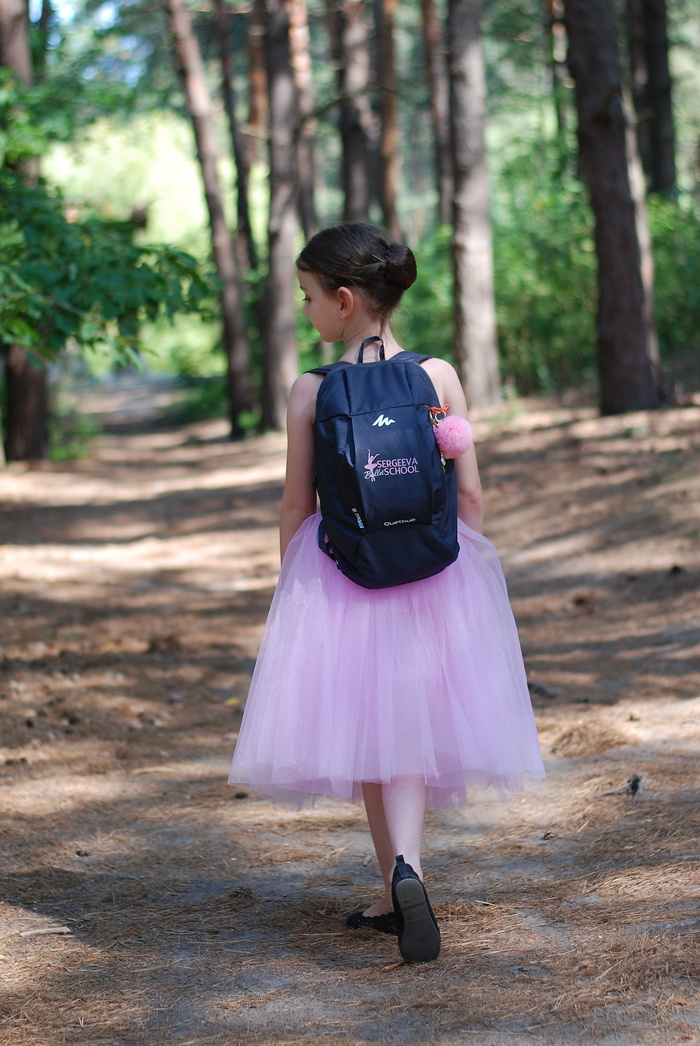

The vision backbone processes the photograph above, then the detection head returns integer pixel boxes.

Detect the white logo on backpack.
[372,414,396,427]
[364,450,420,482]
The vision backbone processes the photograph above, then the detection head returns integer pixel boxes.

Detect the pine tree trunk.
[626,0,676,196]
[289,0,318,238]
[421,0,453,227]
[0,0,32,79]
[375,0,401,240]
[566,0,661,414]
[328,0,377,222]
[260,0,300,431]
[165,0,252,436]
[543,0,567,142]
[447,0,500,409]
[0,0,48,463]
[4,348,49,461]
[215,0,258,270]
[248,0,269,168]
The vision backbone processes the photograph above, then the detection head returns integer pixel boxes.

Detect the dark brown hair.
[296,222,417,326]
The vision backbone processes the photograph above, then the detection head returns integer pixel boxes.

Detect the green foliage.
[648,195,700,354]
[172,377,229,424]
[394,161,597,396]
[46,112,210,251]
[48,401,102,461]
[394,226,454,361]
[0,67,132,169]
[0,171,215,364]
[492,146,597,392]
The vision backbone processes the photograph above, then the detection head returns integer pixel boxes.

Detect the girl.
[229,222,545,964]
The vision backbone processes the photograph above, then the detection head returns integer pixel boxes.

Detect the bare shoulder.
[421,355,457,381]
[420,356,466,409]
[287,371,323,421]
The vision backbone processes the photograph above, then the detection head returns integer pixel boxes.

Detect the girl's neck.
[339,327,402,363]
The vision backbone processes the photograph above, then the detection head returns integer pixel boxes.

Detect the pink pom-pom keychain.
[429,405,473,459]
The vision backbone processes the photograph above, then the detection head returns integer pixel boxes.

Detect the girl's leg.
[361,782,395,916]
[361,775,427,917]
[380,775,426,880]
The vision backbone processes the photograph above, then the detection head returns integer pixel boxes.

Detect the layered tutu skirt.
[229,513,545,808]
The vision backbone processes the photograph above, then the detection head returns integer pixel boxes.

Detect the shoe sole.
[394,878,441,963]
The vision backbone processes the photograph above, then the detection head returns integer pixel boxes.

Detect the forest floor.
[0,373,699,1046]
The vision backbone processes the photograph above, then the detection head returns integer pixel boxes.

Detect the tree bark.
[4,348,48,461]
[375,0,401,240]
[289,0,318,238]
[625,0,676,196]
[421,0,453,227]
[447,0,500,409]
[247,0,268,168]
[214,0,258,271]
[543,0,567,142]
[32,0,53,81]
[165,0,252,436]
[565,0,661,414]
[0,0,32,81]
[260,0,300,431]
[328,0,377,222]
[0,0,48,463]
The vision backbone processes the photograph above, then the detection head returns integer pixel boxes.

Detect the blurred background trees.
[2,0,700,460]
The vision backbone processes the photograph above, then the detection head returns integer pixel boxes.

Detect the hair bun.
[385,243,417,290]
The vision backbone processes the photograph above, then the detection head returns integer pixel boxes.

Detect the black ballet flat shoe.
[391,854,441,964]
[346,909,398,935]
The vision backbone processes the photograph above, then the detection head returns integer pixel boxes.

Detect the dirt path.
[1,377,699,1046]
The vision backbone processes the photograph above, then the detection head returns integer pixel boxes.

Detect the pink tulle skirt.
[229,513,545,808]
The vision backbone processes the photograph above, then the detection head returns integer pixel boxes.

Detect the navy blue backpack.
[310,337,459,589]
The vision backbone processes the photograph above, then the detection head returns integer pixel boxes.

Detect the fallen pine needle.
[131,766,177,774]
[129,958,186,973]
[19,926,73,937]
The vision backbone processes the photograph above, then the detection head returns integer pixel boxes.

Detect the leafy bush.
[395,226,454,361]
[397,166,598,395]
[0,171,214,363]
[648,195,700,355]
[492,149,597,392]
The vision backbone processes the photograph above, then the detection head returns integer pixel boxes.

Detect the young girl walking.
[229,222,545,964]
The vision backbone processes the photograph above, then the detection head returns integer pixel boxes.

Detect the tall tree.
[421,0,453,227]
[247,0,268,168]
[328,0,377,222]
[165,0,253,437]
[289,0,318,238]
[0,0,31,81]
[214,0,258,270]
[0,0,48,462]
[565,0,661,414]
[375,0,401,240]
[260,0,300,430]
[543,0,568,142]
[625,0,676,196]
[447,0,500,409]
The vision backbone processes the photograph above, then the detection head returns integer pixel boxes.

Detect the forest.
[1,0,699,460]
[2,4,700,1041]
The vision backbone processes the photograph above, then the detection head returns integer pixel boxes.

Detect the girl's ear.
[336,286,354,317]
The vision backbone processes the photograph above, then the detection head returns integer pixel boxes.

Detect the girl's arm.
[279,373,320,561]
[423,358,484,533]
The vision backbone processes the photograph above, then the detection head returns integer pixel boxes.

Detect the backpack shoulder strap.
[307,361,347,377]
[390,350,432,364]
[308,351,432,377]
